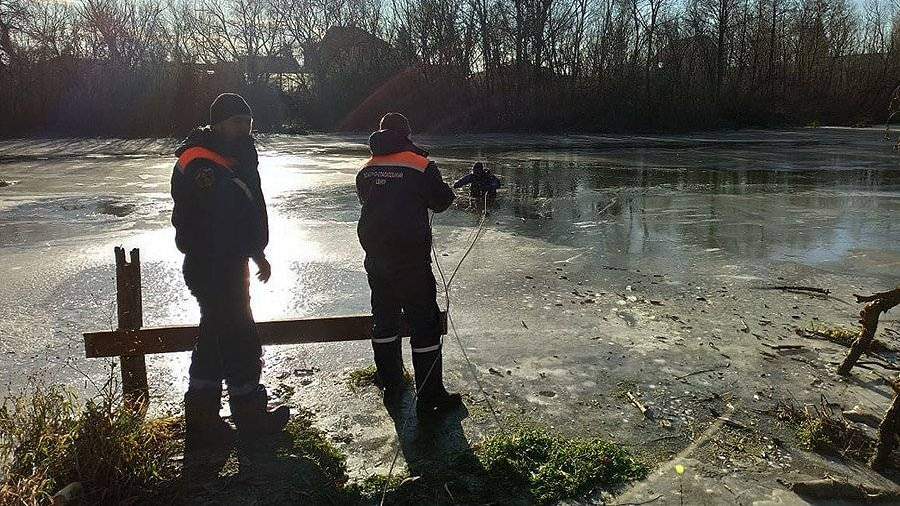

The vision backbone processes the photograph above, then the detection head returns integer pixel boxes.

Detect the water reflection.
[458,161,899,270]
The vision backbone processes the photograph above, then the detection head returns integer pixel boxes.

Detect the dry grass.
[0,372,180,505]
[777,400,876,462]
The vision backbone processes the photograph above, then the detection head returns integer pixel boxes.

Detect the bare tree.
[186,0,286,81]
[0,0,26,65]
[1,0,899,135]
[76,0,167,64]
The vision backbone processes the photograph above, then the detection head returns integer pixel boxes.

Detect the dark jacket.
[171,127,268,260]
[356,129,455,265]
[454,170,501,197]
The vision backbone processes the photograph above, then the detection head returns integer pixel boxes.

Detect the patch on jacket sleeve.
[194,167,216,191]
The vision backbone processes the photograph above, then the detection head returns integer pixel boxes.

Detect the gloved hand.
[252,255,271,283]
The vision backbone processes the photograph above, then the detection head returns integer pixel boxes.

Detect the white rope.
[378,187,624,503]
[434,193,505,433]
[379,191,500,505]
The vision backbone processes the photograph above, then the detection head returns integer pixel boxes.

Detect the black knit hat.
[210,93,252,125]
[379,112,411,137]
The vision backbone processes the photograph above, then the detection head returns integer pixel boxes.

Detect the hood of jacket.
[368,129,429,158]
[175,126,258,176]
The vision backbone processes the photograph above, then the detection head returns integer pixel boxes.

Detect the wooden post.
[115,247,148,410]
[837,288,900,376]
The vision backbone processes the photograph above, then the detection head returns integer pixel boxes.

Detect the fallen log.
[871,383,900,470]
[762,285,831,295]
[837,288,900,376]
[785,477,900,501]
[762,342,805,351]
[856,289,900,303]
[843,408,884,429]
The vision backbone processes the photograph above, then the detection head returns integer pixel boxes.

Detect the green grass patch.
[346,365,412,392]
[796,415,834,452]
[283,412,349,487]
[478,426,649,504]
[343,426,648,505]
[347,365,379,392]
[344,472,413,501]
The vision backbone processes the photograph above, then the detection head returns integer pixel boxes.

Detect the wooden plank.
[84,312,448,358]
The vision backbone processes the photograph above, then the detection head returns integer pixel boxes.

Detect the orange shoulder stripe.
[364,151,430,172]
[177,147,237,173]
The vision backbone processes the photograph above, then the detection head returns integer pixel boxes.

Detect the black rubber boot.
[412,349,463,418]
[184,387,234,448]
[228,385,290,438]
[373,339,407,402]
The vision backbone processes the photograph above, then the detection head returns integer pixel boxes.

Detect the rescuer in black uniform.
[356,113,464,417]
[171,93,289,445]
[453,161,501,202]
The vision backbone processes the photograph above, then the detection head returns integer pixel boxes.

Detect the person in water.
[355,112,464,417]
[171,93,290,446]
[453,162,501,202]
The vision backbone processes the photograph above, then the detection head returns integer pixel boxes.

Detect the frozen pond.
[0,128,898,391]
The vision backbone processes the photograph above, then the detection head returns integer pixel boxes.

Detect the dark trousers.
[183,256,262,395]
[365,257,442,352]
